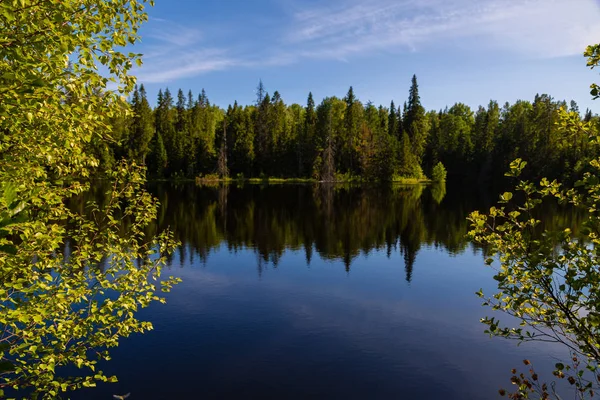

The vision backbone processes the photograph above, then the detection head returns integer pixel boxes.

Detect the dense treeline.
[94,76,600,183]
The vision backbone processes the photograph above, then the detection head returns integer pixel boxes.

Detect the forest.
[94,75,599,184]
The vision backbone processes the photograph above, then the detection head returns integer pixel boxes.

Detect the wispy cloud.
[283,0,600,60]
[135,19,240,83]
[136,50,239,83]
[135,0,600,83]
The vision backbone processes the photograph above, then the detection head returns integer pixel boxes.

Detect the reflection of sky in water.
[72,243,570,400]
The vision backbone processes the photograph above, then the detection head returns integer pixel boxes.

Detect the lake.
[71,183,577,399]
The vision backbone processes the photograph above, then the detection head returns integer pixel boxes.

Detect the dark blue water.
[71,184,573,400]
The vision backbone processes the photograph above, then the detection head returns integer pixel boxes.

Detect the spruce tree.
[388,100,398,139]
[343,86,360,174]
[199,88,208,107]
[256,79,266,105]
[217,119,229,178]
[167,88,186,175]
[128,84,154,164]
[148,131,167,177]
[403,75,428,168]
[397,105,404,138]
[303,92,317,177]
[255,91,271,175]
[154,88,176,175]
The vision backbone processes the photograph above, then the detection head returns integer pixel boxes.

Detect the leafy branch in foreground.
[468,108,600,399]
[1,163,180,397]
[0,0,180,398]
[468,42,600,400]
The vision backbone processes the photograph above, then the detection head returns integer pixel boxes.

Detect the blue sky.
[132,0,600,112]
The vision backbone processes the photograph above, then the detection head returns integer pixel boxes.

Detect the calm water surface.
[72,183,577,399]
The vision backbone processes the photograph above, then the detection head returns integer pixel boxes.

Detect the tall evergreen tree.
[343,86,360,174]
[303,92,317,177]
[269,90,291,175]
[184,89,197,175]
[256,79,266,105]
[388,100,398,139]
[154,88,176,175]
[199,88,208,107]
[313,98,334,180]
[255,92,271,174]
[128,84,154,164]
[169,88,187,175]
[217,119,229,178]
[396,105,404,138]
[402,75,428,172]
[227,102,254,176]
[194,89,218,173]
[147,131,167,177]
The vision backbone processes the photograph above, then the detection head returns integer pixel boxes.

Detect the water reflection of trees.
[148,183,458,280]
[75,183,586,282]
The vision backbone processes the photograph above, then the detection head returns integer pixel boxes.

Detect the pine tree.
[388,100,398,139]
[397,105,404,139]
[199,88,208,107]
[404,75,421,130]
[322,127,336,182]
[128,84,154,164]
[269,90,290,175]
[148,131,167,177]
[255,91,271,175]
[217,119,229,178]
[343,86,360,174]
[256,79,265,105]
[403,75,428,168]
[303,92,317,177]
[154,88,176,175]
[227,102,254,177]
[184,90,198,175]
[192,89,217,174]
[166,88,187,175]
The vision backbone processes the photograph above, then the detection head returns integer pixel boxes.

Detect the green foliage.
[432,162,447,183]
[0,0,179,397]
[468,108,600,399]
[397,133,422,178]
[403,75,428,164]
[128,85,154,164]
[467,45,600,399]
[585,44,600,99]
[102,74,598,185]
[148,131,167,177]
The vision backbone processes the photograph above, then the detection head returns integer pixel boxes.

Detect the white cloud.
[135,19,239,83]
[136,49,239,83]
[283,0,600,59]
[135,0,600,83]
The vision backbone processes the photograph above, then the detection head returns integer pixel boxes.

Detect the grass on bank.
[194,173,433,186]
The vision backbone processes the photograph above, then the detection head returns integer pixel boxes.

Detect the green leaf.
[501,192,513,201]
